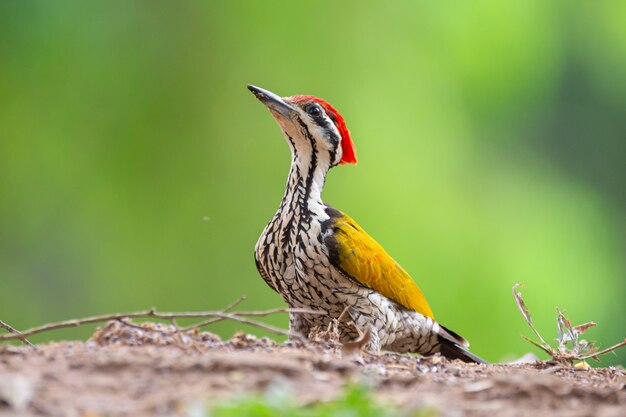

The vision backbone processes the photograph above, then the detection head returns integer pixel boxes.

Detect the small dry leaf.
[573,322,596,335]
[557,310,573,333]
[556,310,577,345]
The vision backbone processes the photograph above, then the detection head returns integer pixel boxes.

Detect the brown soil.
[0,321,624,417]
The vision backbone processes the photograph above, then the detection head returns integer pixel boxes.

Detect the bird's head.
[248,85,357,167]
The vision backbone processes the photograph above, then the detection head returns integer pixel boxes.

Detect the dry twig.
[0,319,36,349]
[180,295,248,333]
[0,305,323,343]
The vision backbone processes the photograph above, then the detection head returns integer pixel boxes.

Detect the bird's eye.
[306,104,323,118]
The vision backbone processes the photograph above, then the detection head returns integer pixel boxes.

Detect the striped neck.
[277,135,331,223]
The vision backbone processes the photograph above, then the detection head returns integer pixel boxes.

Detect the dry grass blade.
[512,283,552,352]
[512,283,532,325]
[513,284,626,365]
[520,334,553,356]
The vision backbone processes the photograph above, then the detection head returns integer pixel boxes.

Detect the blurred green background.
[1,1,624,365]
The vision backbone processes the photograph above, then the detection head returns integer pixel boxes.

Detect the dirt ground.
[0,321,624,417]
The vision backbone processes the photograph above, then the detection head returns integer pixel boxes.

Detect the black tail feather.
[437,334,488,364]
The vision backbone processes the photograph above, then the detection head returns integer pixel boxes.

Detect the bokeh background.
[1,1,624,365]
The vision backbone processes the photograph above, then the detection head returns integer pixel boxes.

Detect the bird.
[248,84,486,364]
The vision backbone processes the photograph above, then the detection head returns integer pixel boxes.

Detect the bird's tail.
[435,325,488,364]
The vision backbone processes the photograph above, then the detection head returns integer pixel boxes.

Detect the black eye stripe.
[301,103,340,146]
[312,113,331,129]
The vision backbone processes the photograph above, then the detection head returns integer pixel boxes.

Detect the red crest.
[291,95,357,165]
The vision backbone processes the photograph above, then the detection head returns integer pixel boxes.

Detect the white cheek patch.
[275,107,343,167]
[303,114,343,166]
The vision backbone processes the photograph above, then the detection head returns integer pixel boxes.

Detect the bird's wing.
[322,206,435,319]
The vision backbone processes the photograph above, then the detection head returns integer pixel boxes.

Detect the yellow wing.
[322,207,434,319]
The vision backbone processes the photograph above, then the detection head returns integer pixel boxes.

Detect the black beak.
[248,84,296,118]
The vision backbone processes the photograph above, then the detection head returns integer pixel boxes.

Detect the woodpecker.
[249,85,485,363]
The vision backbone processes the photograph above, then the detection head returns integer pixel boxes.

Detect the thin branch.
[221,295,248,312]
[181,304,319,334]
[213,312,292,338]
[113,296,250,335]
[180,317,224,333]
[169,318,186,347]
[235,307,322,317]
[116,318,159,332]
[181,296,249,333]
[117,312,296,340]
[0,319,36,349]
[0,307,323,342]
